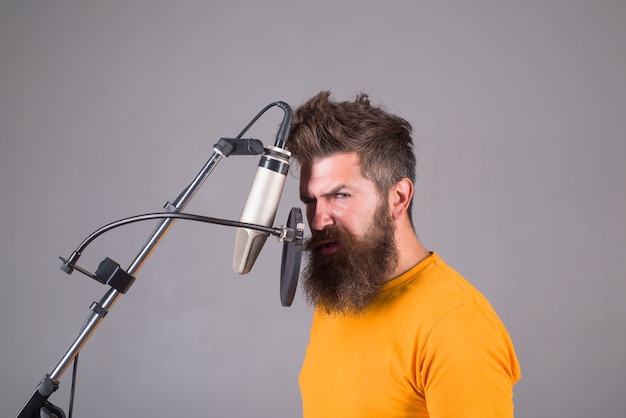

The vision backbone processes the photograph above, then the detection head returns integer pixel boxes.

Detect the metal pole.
[18,150,225,417]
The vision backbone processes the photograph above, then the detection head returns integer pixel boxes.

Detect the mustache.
[303,228,346,251]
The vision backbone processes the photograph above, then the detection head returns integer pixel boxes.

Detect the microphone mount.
[16,101,300,418]
[214,137,265,157]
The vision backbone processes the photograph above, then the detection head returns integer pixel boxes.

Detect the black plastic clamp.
[95,257,136,294]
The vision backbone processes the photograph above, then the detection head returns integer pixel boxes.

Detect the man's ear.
[388,178,414,220]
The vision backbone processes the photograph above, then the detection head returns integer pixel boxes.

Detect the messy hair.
[287,90,417,221]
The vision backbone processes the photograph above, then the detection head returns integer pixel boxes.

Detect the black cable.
[235,102,282,139]
[68,354,78,418]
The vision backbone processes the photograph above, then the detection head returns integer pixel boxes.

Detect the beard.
[301,202,399,315]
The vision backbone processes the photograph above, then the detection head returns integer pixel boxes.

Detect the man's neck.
[385,223,430,283]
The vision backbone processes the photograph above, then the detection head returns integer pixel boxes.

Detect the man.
[287,91,521,417]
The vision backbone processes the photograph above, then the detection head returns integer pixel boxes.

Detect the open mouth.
[319,240,340,255]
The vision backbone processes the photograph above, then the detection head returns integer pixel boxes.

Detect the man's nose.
[309,202,334,231]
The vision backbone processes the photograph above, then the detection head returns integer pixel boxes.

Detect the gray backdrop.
[1,1,624,417]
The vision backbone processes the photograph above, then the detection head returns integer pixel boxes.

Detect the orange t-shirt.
[299,252,521,417]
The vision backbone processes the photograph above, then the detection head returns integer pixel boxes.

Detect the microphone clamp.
[277,219,305,243]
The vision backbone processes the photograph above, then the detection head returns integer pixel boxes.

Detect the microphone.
[233,102,293,274]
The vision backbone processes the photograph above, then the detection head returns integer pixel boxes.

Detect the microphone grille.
[233,228,269,274]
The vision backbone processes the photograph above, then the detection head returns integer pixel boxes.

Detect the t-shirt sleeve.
[417,302,521,418]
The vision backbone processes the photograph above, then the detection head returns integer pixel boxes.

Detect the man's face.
[299,152,398,314]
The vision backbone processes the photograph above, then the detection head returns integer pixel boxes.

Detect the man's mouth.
[319,240,340,255]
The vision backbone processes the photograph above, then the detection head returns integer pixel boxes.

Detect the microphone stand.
[16,102,296,418]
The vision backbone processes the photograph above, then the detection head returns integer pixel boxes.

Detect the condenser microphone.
[233,102,293,274]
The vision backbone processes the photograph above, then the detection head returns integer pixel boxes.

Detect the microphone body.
[233,146,291,274]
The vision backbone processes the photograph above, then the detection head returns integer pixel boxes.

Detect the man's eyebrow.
[300,184,349,202]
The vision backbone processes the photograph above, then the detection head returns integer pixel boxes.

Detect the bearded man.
[287,91,521,418]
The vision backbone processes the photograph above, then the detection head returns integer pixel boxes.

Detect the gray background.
[1,1,624,417]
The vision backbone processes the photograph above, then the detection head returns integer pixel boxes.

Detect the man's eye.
[335,193,349,199]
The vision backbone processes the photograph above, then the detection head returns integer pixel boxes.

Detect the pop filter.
[280,207,304,307]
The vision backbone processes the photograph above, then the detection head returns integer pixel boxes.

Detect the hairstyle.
[287,90,417,221]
